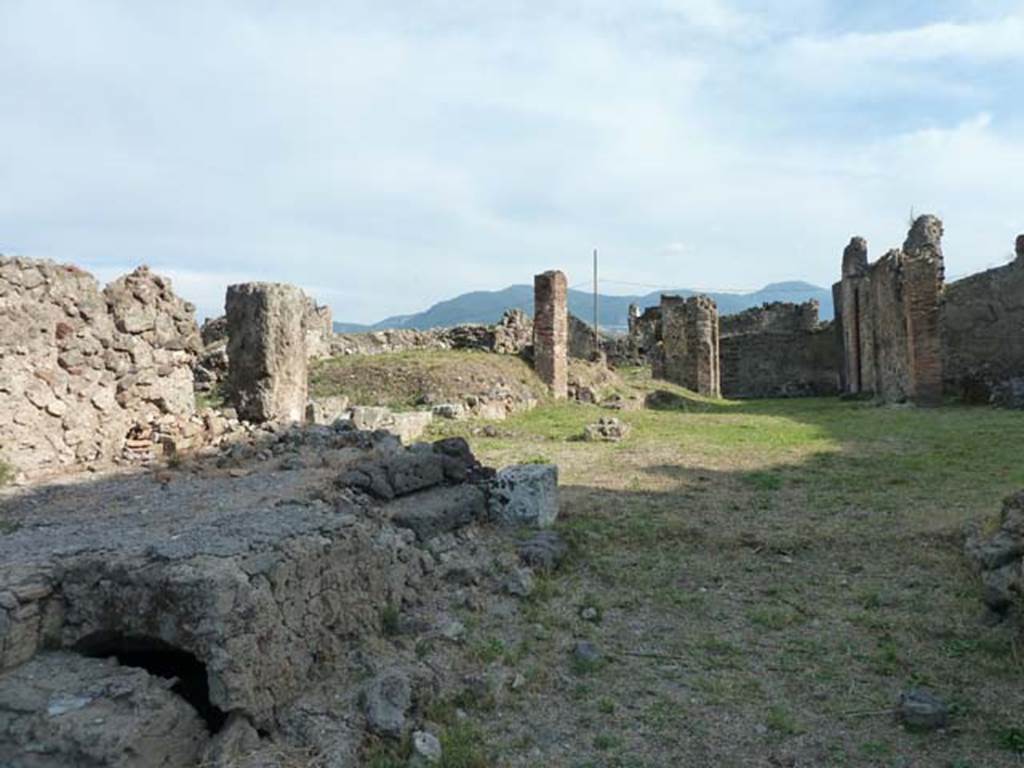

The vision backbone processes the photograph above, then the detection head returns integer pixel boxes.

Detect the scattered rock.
[364,670,412,739]
[583,417,631,442]
[440,621,466,642]
[489,464,559,528]
[504,567,535,598]
[409,730,443,766]
[895,689,949,732]
[580,606,600,622]
[517,531,569,571]
[573,640,602,666]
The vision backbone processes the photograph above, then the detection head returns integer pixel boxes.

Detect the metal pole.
[593,248,599,355]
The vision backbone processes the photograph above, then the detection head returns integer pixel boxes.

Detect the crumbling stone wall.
[834,216,946,405]
[718,301,839,399]
[659,295,720,397]
[533,271,568,399]
[720,324,839,398]
[568,313,600,361]
[329,309,533,358]
[226,283,309,423]
[720,301,820,337]
[0,257,200,476]
[940,235,1024,406]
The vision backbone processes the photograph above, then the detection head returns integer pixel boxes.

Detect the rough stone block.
[489,464,559,528]
[388,485,487,541]
[226,282,308,423]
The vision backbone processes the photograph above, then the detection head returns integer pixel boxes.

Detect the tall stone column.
[838,236,869,395]
[226,283,309,423]
[533,270,568,399]
[1016,234,1024,264]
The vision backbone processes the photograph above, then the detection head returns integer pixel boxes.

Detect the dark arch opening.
[73,632,227,733]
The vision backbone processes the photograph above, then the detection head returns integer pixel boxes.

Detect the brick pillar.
[839,237,869,395]
[533,270,568,399]
[226,283,309,422]
[902,215,945,406]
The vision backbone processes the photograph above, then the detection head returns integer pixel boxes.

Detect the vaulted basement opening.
[73,631,227,733]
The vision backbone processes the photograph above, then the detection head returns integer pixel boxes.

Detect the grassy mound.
[310,350,548,410]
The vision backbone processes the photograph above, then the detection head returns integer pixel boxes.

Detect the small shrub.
[440,722,492,768]
[996,725,1024,754]
[380,603,401,637]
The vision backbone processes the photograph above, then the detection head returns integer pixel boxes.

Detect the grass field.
[423,368,1024,767]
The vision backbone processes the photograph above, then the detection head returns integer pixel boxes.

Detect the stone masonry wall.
[720,300,820,337]
[941,236,1024,405]
[659,295,720,397]
[834,216,946,405]
[718,300,839,399]
[720,324,839,398]
[0,257,200,477]
[226,283,309,423]
[533,271,568,399]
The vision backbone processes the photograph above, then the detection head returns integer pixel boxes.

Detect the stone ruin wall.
[659,295,721,397]
[719,300,839,399]
[940,237,1024,406]
[0,256,201,478]
[719,300,820,337]
[835,216,1022,407]
[834,216,947,405]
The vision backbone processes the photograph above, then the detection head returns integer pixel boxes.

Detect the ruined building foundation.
[226,282,309,423]
[533,270,568,399]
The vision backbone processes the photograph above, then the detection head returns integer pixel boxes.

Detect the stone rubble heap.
[965,490,1024,616]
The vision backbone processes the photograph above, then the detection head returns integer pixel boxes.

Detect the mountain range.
[333,281,834,334]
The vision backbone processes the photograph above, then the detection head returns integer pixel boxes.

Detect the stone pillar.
[226,283,309,423]
[1015,234,1024,264]
[659,295,721,397]
[839,237,869,395]
[902,215,945,406]
[533,270,568,399]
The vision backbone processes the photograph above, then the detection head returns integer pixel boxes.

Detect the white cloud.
[0,2,1022,323]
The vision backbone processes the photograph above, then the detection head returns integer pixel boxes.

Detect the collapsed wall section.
[0,257,201,476]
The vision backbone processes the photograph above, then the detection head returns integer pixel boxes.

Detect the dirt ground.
[416,368,1024,767]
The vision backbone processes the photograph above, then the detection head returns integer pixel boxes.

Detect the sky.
[1,1,1023,322]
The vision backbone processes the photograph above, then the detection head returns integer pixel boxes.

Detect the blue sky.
[1,1,1022,321]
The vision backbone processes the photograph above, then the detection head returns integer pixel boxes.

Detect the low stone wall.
[0,257,201,477]
[328,309,533,359]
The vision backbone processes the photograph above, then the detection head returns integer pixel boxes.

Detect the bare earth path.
[433,371,1024,767]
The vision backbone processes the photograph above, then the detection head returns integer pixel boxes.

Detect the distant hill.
[334,281,834,333]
